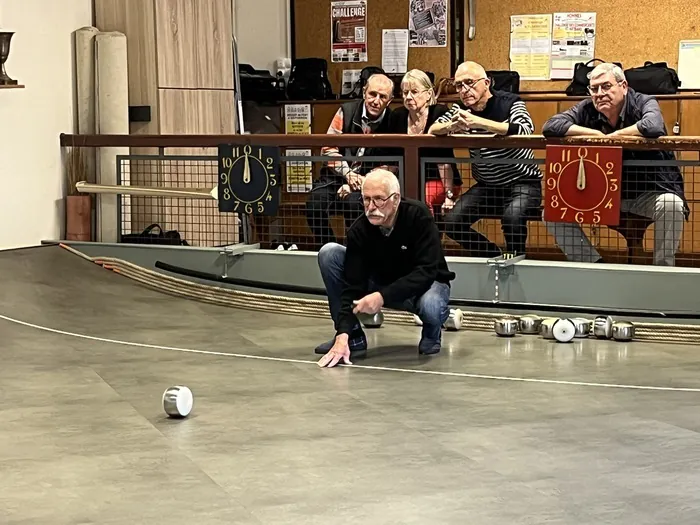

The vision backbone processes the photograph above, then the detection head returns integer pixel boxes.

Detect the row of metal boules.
[494,313,635,342]
[357,309,465,331]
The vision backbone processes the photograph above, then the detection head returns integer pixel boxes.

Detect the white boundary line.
[2,313,700,393]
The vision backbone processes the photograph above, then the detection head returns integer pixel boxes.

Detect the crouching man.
[316,168,456,368]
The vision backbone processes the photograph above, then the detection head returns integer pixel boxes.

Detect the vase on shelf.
[0,32,18,86]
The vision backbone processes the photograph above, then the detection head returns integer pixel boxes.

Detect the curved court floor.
[2,245,700,524]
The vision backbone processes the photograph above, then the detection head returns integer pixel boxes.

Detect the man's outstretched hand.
[317,335,352,368]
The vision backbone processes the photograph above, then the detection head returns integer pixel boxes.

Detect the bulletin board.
[294,0,452,95]
[467,0,700,92]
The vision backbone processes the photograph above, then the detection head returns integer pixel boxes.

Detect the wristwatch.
[445,189,455,200]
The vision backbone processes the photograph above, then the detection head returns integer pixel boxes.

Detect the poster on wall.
[509,14,552,80]
[285,149,313,193]
[408,0,447,47]
[284,104,311,134]
[551,12,597,80]
[331,0,368,63]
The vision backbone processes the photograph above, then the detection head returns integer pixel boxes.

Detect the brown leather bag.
[435,77,457,98]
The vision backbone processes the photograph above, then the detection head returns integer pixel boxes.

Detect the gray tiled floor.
[2,245,700,524]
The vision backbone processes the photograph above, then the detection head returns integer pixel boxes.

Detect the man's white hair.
[365,168,400,195]
[588,62,626,83]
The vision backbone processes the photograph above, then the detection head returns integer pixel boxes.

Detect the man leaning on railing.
[304,74,396,251]
[542,62,689,266]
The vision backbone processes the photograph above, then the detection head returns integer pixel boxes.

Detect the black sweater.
[336,198,456,335]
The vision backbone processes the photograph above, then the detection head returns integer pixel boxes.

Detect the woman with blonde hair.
[388,69,462,216]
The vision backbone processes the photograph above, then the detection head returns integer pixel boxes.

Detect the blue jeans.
[318,242,451,345]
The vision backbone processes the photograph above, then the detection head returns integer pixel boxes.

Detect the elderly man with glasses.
[429,61,543,258]
[305,73,395,251]
[315,168,456,368]
[542,62,688,265]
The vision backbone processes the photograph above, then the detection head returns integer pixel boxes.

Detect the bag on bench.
[624,61,681,94]
[121,224,189,246]
[566,58,623,96]
[487,70,520,93]
[287,58,335,100]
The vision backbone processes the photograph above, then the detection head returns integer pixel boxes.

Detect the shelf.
[0,84,24,89]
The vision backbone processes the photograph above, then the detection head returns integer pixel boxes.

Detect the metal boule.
[539,318,559,339]
[360,311,384,328]
[553,318,576,343]
[444,308,464,331]
[163,385,194,418]
[569,318,592,338]
[519,314,542,334]
[593,316,614,339]
[494,318,518,337]
[612,321,635,341]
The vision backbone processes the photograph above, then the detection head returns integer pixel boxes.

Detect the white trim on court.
[2,312,699,393]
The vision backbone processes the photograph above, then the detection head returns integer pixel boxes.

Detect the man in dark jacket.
[542,62,688,266]
[305,74,395,250]
[316,168,456,368]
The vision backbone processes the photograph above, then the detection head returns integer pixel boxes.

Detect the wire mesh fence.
[115,153,404,250]
[423,152,699,266]
[110,148,700,266]
[117,155,241,247]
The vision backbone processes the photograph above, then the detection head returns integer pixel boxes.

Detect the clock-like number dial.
[217,144,280,216]
[545,146,621,225]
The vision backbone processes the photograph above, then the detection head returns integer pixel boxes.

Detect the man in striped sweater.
[429,61,542,257]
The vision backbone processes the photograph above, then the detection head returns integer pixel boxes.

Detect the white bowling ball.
[553,318,576,343]
[163,385,194,418]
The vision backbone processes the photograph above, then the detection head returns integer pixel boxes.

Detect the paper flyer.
[408,0,447,47]
[551,12,597,80]
[285,149,313,193]
[509,14,553,80]
[382,29,409,73]
[331,0,368,63]
[284,104,311,135]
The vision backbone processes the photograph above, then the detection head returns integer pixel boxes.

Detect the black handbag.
[121,224,189,246]
[624,62,681,94]
[286,58,335,100]
[566,59,624,96]
[487,70,520,93]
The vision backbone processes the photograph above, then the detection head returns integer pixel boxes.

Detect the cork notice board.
[294,0,452,95]
[467,0,700,92]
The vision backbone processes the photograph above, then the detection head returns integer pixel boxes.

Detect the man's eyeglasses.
[362,193,396,207]
[454,78,486,92]
[588,82,619,95]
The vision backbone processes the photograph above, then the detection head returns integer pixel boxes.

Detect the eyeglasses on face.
[362,192,397,207]
[588,81,620,95]
[402,88,430,98]
[454,78,486,92]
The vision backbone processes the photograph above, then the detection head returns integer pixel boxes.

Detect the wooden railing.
[59,133,700,266]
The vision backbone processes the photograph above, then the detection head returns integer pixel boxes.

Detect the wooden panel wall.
[294,0,453,95]
[155,0,234,89]
[467,0,700,92]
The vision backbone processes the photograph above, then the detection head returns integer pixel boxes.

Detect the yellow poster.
[510,14,552,80]
[284,104,311,134]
